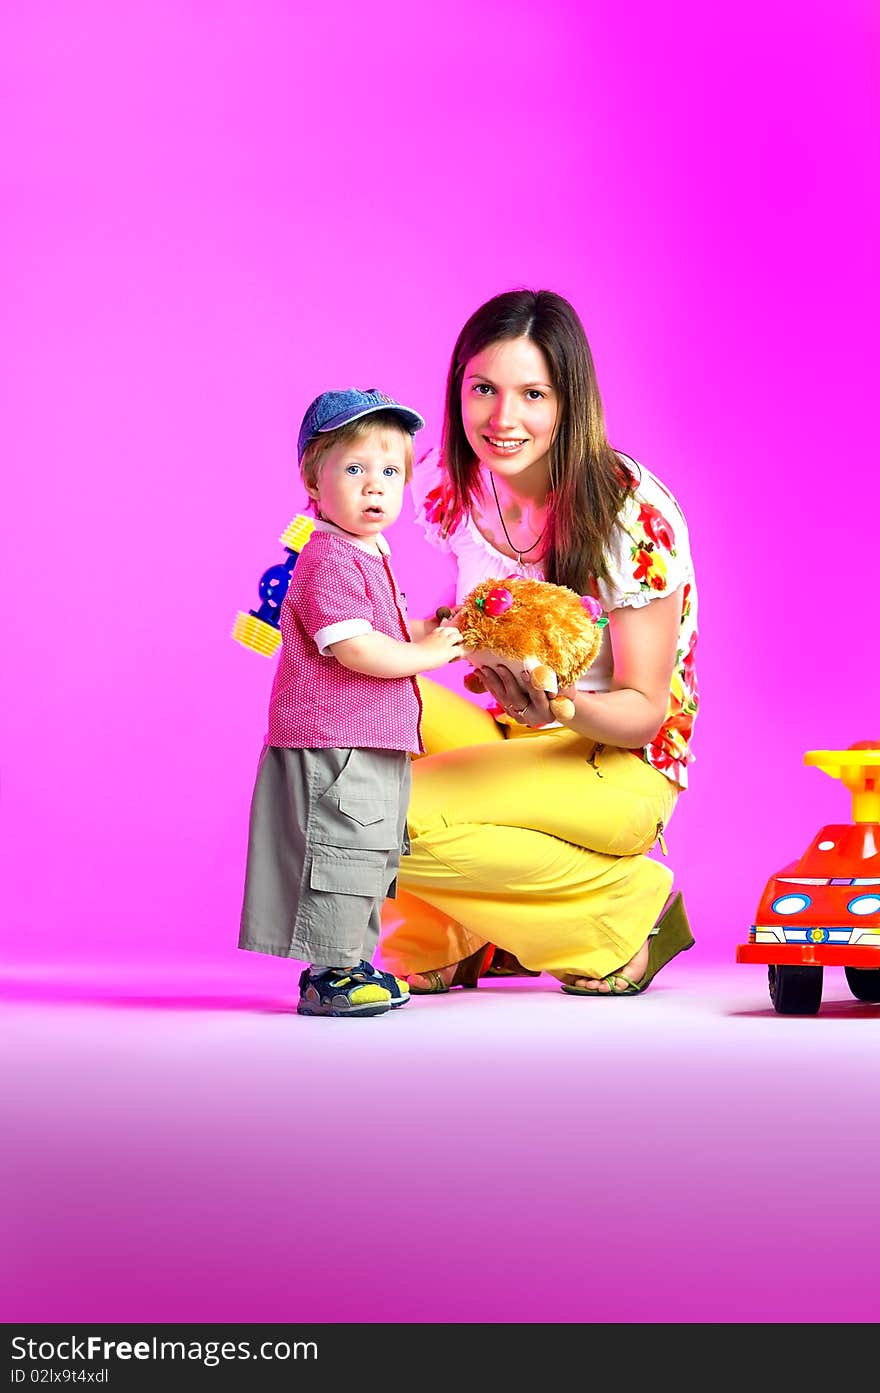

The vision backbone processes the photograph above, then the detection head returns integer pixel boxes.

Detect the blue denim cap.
[297,387,426,463]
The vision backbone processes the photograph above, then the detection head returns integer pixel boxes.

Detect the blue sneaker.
[356,960,411,1007]
[297,966,392,1018]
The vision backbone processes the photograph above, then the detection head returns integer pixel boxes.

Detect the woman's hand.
[552,586,684,746]
[476,583,684,739]
[476,665,555,726]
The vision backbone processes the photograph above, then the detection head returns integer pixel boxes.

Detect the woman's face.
[460,336,559,477]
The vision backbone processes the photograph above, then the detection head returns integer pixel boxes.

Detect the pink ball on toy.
[482,587,514,617]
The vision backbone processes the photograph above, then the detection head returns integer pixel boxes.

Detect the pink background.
[3,0,879,973]
[3,0,880,1328]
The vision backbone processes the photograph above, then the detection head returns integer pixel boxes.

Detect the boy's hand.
[414,623,467,671]
[409,607,461,642]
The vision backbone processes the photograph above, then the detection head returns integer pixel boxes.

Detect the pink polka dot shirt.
[265,522,423,754]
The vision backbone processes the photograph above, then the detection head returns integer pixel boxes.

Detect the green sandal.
[407,944,492,995]
[561,891,694,998]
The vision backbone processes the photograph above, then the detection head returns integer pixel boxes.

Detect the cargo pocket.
[309,847,389,899]
[313,789,398,851]
[300,847,391,956]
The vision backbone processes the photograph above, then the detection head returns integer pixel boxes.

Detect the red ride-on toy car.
[736,743,880,1015]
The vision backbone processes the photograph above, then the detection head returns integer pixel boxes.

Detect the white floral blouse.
[412,447,699,789]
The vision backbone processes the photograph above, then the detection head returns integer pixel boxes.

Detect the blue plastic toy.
[232,514,315,657]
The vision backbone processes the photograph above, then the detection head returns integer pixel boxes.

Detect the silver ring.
[511,704,528,718]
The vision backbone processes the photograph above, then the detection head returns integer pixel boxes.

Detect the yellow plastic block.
[279,514,315,552]
[231,612,282,658]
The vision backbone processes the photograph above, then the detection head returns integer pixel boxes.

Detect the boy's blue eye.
[383,466,400,477]
[345,464,363,475]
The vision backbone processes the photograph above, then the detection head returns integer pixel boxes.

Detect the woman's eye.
[473,383,494,395]
[525,389,545,401]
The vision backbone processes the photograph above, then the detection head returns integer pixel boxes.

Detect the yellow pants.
[380,677,680,982]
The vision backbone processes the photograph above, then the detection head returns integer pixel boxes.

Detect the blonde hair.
[300,412,415,506]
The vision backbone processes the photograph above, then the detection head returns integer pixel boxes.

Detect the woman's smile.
[483,435,528,455]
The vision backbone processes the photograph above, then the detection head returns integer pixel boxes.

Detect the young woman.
[379,289,699,996]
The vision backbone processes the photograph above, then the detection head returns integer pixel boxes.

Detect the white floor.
[4,958,880,1324]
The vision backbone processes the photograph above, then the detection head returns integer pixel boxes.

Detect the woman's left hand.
[477,665,555,726]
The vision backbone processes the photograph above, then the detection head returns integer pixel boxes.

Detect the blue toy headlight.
[848,894,880,917]
[771,893,812,915]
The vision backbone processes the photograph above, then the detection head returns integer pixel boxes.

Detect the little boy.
[238,388,465,1017]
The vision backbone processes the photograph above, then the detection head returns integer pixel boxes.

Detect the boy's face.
[307,426,408,539]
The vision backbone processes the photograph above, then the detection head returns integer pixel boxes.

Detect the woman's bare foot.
[563,937,650,994]
[407,945,493,994]
[408,964,458,991]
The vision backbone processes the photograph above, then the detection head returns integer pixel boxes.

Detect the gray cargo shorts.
[238,744,411,966]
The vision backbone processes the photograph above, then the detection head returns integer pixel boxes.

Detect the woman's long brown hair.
[440,288,632,593]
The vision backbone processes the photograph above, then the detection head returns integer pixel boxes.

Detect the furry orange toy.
[450,576,608,722]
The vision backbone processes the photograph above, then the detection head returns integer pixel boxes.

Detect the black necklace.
[489,472,546,566]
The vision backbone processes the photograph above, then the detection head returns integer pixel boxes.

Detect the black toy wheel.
[768,964,823,1015]
[844,966,880,1002]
